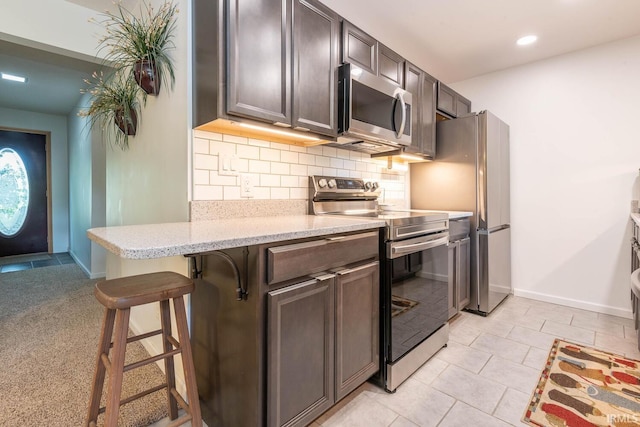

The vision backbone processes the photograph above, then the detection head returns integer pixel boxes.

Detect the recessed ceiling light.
[1,73,27,83]
[516,35,538,46]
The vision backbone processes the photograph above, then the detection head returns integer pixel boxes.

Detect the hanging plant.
[96,0,178,97]
[79,71,141,150]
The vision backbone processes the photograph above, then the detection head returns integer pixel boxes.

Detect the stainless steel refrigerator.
[410,110,511,315]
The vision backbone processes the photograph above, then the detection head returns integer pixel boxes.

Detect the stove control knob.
[364,181,372,191]
[317,178,328,188]
[328,179,337,189]
[371,181,379,191]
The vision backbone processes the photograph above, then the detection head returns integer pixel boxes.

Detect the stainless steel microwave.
[336,63,412,152]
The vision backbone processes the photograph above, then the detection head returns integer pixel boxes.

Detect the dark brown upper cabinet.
[193,0,339,138]
[227,0,291,124]
[404,62,437,158]
[437,82,472,118]
[292,0,340,136]
[342,21,377,75]
[342,21,405,87]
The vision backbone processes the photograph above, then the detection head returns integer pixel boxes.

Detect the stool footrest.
[165,413,193,427]
[109,329,163,348]
[171,387,189,412]
[98,383,168,415]
[124,347,182,373]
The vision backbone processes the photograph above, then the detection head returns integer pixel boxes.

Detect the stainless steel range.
[309,176,451,392]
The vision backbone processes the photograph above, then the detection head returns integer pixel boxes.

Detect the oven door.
[384,233,449,364]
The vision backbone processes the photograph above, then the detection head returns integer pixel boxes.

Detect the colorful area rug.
[523,338,640,427]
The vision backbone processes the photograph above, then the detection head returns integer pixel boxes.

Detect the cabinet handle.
[325,236,346,242]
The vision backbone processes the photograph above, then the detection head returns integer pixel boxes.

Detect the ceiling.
[2,0,640,116]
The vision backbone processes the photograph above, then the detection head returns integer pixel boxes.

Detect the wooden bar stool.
[86,271,202,427]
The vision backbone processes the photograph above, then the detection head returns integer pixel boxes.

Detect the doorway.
[0,128,51,257]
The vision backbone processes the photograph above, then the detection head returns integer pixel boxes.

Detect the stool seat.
[86,271,202,427]
[95,271,194,309]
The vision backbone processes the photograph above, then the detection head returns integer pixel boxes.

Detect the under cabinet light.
[236,122,321,141]
[1,73,27,83]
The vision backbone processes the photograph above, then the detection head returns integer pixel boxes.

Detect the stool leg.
[103,308,130,427]
[86,308,116,427]
[174,295,203,427]
[160,299,179,420]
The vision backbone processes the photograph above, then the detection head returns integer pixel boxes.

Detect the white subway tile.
[308,165,323,175]
[210,141,236,156]
[253,187,271,199]
[281,175,300,187]
[336,169,350,178]
[336,149,351,159]
[290,164,308,176]
[298,176,308,187]
[290,187,307,200]
[193,169,210,185]
[307,146,324,155]
[260,174,281,187]
[270,187,290,199]
[289,145,307,153]
[322,146,337,157]
[210,172,238,186]
[330,158,344,168]
[260,147,281,162]
[248,160,271,173]
[194,154,218,170]
[271,142,291,151]
[237,144,260,160]
[367,163,379,172]
[316,156,331,167]
[281,151,299,164]
[298,153,316,165]
[236,158,249,172]
[223,186,241,200]
[193,138,210,154]
[193,185,223,201]
[193,129,221,140]
[322,167,337,176]
[343,160,356,170]
[349,151,362,160]
[271,162,290,175]
[356,162,368,171]
[248,138,271,148]
[223,134,248,144]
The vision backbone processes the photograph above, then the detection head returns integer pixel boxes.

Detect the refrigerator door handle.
[478,224,510,234]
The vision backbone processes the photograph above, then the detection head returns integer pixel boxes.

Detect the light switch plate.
[219,154,239,176]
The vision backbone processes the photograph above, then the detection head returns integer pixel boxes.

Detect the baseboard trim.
[513,287,633,319]
[67,251,103,279]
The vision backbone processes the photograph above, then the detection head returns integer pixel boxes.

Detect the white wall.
[451,35,640,317]
[0,106,70,253]
[68,93,106,278]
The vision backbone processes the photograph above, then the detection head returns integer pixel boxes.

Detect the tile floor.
[0,252,76,272]
[150,295,640,427]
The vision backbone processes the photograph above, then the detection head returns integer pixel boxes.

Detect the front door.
[0,129,49,257]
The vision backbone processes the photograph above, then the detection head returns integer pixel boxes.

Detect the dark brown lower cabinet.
[268,261,379,427]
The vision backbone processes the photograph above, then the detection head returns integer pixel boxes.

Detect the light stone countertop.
[88,215,385,260]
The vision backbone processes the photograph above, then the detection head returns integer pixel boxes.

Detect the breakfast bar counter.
[87,215,386,259]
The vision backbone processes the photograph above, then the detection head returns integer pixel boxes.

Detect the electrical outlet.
[219,154,239,176]
[240,173,254,198]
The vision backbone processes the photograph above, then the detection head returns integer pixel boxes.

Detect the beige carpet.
[0,264,168,426]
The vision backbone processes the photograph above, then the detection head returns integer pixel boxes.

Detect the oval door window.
[0,148,30,237]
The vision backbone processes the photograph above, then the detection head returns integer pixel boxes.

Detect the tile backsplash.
[192,130,408,206]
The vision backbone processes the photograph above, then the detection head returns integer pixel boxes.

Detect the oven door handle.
[389,236,449,258]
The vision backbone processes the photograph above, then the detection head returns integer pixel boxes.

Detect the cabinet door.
[457,237,471,311]
[420,72,437,158]
[404,62,422,154]
[447,242,458,319]
[456,94,472,117]
[437,81,456,117]
[342,21,377,75]
[292,0,339,136]
[379,44,404,87]
[335,262,380,401]
[227,0,291,124]
[267,275,335,427]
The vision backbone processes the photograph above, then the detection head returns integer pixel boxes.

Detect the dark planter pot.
[114,109,138,136]
[133,59,161,95]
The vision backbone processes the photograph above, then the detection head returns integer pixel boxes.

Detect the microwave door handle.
[395,92,406,138]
